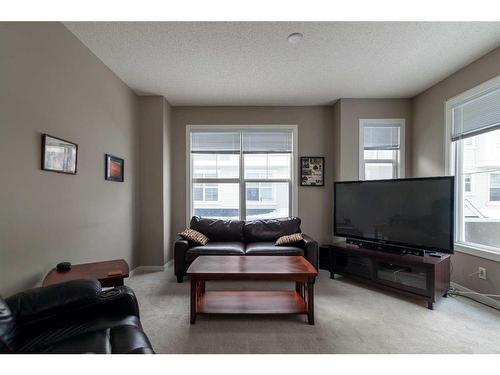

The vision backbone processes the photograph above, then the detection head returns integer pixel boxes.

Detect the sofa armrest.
[95,285,140,318]
[302,234,319,271]
[174,238,190,281]
[6,279,101,326]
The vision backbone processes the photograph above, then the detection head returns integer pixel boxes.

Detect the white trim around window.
[445,74,500,262]
[358,119,406,180]
[185,125,298,226]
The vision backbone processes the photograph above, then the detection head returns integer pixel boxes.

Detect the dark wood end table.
[42,259,129,287]
[186,255,318,325]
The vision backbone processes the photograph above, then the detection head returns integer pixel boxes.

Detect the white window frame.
[186,125,298,225]
[445,74,500,262]
[358,119,406,180]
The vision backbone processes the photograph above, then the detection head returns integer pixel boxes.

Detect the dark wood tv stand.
[327,242,451,309]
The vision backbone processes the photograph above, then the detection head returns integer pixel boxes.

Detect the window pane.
[245,182,289,220]
[267,154,291,179]
[490,173,500,201]
[193,186,203,201]
[458,129,500,250]
[246,183,260,201]
[244,154,267,179]
[364,150,395,160]
[193,183,239,219]
[244,154,291,179]
[193,154,216,178]
[260,183,273,201]
[192,153,239,178]
[364,163,394,180]
[204,184,218,201]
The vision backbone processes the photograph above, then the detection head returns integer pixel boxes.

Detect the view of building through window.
[459,128,500,249]
[190,130,294,220]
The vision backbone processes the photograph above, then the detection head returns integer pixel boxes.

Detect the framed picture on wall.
[41,134,78,174]
[105,154,124,182]
[300,157,324,186]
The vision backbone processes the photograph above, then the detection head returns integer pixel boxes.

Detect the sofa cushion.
[245,242,304,256]
[186,241,245,261]
[276,233,303,246]
[243,217,301,242]
[190,216,244,242]
[179,228,209,245]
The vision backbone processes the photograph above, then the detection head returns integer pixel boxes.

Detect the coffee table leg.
[190,278,197,324]
[295,282,303,298]
[307,279,315,325]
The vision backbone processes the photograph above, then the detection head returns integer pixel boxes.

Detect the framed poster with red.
[105,154,124,182]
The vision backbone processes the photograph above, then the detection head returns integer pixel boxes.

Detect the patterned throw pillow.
[275,233,303,246]
[179,228,209,246]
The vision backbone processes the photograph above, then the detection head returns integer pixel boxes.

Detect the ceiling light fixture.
[287,32,303,44]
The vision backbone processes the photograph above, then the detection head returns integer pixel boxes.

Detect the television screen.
[334,177,454,253]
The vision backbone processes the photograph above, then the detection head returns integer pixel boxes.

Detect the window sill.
[455,243,500,262]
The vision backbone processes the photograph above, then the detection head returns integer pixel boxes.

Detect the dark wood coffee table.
[43,259,129,287]
[186,255,318,325]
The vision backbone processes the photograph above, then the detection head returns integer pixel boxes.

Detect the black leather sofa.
[175,216,318,282]
[0,279,154,354]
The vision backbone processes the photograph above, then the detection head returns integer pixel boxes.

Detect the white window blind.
[242,132,293,153]
[451,87,500,141]
[190,132,240,153]
[363,126,400,150]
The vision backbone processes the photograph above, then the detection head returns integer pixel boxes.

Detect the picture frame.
[41,134,78,174]
[105,154,124,182]
[300,157,324,186]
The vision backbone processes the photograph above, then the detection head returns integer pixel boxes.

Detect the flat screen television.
[334,177,454,254]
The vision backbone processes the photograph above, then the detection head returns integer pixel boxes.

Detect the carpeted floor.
[126,263,500,354]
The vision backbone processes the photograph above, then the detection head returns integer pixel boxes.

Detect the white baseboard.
[451,282,500,310]
[130,259,173,276]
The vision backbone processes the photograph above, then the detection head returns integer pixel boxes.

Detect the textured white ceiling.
[64,22,500,106]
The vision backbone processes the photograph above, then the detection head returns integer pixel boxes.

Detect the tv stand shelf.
[327,242,451,309]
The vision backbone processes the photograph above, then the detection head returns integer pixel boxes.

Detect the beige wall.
[138,97,165,266]
[163,100,173,263]
[337,98,413,181]
[170,106,336,249]
[412,46,500,297]
[138,96,173,266]
[0,23,140,296]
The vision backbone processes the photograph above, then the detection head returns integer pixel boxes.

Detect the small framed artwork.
[105,154,124,182]
[300,157,324,186]
[41,134,78,174]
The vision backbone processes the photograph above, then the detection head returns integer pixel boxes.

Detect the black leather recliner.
[175,216,319,282]
[0,279,154,354]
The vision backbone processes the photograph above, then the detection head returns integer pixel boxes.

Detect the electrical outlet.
[478,267,487,280]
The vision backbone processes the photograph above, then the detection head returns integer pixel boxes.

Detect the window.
[359,119,405,180]
[464,174,472,193]
[193,183,218,202]
[489,173,500,202]
[447,75,500,256]
[188,127,296,221]
[246,183,274,202]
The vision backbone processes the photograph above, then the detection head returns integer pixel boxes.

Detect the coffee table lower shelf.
[198,291,307,314]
